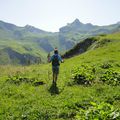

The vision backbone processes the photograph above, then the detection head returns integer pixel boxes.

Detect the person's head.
[54,48,58,54]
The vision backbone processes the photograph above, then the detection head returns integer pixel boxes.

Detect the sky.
[0,0,120,32]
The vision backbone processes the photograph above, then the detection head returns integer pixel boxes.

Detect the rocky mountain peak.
[71,18,83,26]
[24,24,46,33]
[0,20,16,30]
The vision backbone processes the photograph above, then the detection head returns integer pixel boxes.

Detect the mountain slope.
[59,19,120,50]
[0,21,60,64]
[63,32,120,65]
[0,19,120,65]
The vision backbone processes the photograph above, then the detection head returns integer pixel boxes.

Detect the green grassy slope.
[0,39,48,64]
[0,33,60,64]
[66,32,120,63]
[0,21,60,64]
[0,32,120,119]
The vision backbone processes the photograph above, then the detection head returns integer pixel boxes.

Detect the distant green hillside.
[0,21,60,64]
[0,20,120,65]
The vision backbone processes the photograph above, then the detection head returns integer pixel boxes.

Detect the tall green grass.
[0,32,120,119]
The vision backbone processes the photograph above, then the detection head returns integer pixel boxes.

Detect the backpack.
[52,54,60,66]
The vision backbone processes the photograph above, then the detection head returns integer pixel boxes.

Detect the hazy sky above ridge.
[0,0,120,32]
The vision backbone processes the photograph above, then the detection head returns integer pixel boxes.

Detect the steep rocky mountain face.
[59,19,120,51]
[60,19,97,33]
[0,19,120,65]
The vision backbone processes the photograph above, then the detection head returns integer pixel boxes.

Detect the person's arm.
[49,55,53,63]
[58,55,64,63]
[61,59,64,63]
[47,53,51,63]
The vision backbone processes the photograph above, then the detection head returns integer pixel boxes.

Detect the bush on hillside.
[6,72,45,86]
[100,69,120,85]
[100,62,113,69]
[94,38,112,49]
[75,102,120,120]
[71,64,95,85]
[6,74,34,85]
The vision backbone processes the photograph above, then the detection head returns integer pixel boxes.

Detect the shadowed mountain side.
[62,37,97,58]
[0,47,42,65]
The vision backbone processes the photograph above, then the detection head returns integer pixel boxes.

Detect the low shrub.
[100,62,113,69]
[75,102,120,120]
[100,69,120,85]
[71,64,95,85]
[6,73,45,86]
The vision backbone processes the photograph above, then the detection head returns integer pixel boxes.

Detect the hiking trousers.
[52,66,59,74]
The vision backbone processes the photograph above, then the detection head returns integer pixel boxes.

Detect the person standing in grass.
[48,48,63,84]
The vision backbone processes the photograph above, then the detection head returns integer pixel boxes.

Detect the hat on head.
[54,48,58,54]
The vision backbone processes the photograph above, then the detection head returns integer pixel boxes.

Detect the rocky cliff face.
[58,19,97,51]
[59,19,97,33]
[24,25,47,34]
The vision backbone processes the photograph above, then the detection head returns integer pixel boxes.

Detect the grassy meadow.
[0,32,120,119]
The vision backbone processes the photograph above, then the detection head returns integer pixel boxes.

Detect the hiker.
[48,48,63,84]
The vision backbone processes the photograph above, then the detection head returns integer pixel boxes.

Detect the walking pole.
[47,53,51,81]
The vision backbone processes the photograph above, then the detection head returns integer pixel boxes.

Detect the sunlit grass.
[0,32,120,119]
